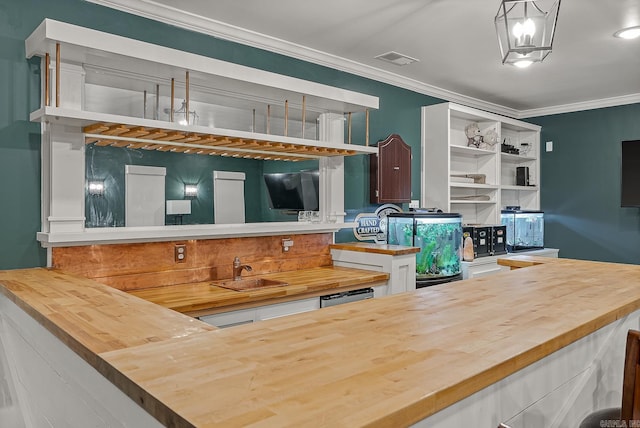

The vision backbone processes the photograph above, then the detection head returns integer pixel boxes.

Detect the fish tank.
[500,209,544,252]
[387,212,463,284]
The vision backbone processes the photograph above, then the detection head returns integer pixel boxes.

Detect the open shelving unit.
[25,19,380,247]
[421,102,541,225]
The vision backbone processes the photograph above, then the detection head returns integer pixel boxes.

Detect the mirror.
[85,144,320,228]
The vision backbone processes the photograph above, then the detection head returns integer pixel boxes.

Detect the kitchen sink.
[213,278,288,291]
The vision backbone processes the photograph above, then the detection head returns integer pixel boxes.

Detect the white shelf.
[501,153,536,163]
[450,145,497,158]
[451,200,497,204]
[422,102,541,225]
[37,222,355,247]
[450,183,499,189]
[26,19,378,114]
[32,107,377,160]
[501,185,539,191]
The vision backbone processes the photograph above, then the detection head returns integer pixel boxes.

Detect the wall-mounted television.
[621,140,640,207]
[264,170,319,211]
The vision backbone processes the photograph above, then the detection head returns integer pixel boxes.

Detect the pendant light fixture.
[495,0,561,68]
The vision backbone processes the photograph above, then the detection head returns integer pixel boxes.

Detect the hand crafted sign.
[353,204,402,243]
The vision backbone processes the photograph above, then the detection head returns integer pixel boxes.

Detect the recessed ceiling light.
[614,26,640,39]
[375,51,419,66]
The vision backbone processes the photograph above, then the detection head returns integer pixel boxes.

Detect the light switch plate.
[545,141,553,152]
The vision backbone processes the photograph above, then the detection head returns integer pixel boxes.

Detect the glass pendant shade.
[495,0,561,66]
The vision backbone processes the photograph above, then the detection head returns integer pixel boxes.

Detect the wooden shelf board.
[32,107,376,160]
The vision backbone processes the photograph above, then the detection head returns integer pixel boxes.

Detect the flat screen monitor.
[264,170,319,211]
[621,140,640,207]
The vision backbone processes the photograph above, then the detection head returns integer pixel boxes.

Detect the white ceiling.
[90,0,640,117]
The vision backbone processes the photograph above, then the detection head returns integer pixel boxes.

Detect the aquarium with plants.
[501,209,544,252]
[387,213,463,280]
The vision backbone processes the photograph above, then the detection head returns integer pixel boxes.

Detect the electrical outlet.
[545,141,553,152]
[282,238,294,252]
[175,244,187,263]
[409,200,420,209]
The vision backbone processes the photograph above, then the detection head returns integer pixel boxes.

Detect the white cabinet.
[461,248,559,280]
[199,297,320,328]
[421,102,541,225]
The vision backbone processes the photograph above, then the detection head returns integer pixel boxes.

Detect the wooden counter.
[3,257,640,427]
[329,242,420,256]
[128,266,390,316]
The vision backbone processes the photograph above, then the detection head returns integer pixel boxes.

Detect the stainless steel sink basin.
[213,278,288,291]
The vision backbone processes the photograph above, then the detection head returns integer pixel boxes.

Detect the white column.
[318,112,345,223]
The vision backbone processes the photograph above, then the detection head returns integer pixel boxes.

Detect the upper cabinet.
[25,19,379,161]
[421,102,540,225]
[370,134,412,203]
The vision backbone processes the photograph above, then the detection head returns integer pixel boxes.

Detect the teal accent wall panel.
[528,103,640,264]
[0,0,440,269]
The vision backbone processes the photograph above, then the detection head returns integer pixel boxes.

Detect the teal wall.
[528,103,640,264]
[0,0,442,269]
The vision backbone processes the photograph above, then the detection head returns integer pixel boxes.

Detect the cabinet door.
[199,307,255,328]
[255,297,320,321]
[370,134,411,203]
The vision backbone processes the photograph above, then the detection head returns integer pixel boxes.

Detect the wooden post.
[185,71,190,125]
[301,95,306,139]
[284,99,288,137]
[252,109,256,133]
[170,78,175,122]
[267,104,271,134]
[365,109,370,147]
[154,84,159,120]
[44,53,50,107]
[348,112,352,145]
[55,42,60,107]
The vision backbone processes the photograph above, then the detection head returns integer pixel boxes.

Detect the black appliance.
[491,225,507,255]
[463,225,492,258]
[516,166,530,186]
[621,140,640,207]
[320,288,374,307]
[463,225,508,258]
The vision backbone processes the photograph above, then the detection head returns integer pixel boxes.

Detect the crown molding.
[518,93,640,119]
[86,0,638,120]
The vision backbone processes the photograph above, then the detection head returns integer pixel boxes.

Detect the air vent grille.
[375,51,419,66]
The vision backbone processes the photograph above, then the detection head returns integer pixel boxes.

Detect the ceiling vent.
[375,51,419,66]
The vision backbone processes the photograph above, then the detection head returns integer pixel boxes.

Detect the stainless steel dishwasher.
[319,287,374,308]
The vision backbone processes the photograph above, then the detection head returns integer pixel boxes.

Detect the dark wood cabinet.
[370,134,412,203]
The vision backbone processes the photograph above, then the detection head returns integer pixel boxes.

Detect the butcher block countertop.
[329,242,421,256]
[128,266,390,316]
[3,257,640,427]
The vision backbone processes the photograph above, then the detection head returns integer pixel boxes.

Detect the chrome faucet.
[233,256,252,280]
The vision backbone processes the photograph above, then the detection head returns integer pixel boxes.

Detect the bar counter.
[2,257,640,427]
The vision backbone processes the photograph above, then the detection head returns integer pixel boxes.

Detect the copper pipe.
[348,112,352,145]
[267,104,271,134]
[155,84,159,120]
[301,95,306,138]
[365,109,370,147]
[284,99,288,137]
[55,43,60,107]
[170,78,175,122]
[44,53,50,107]
[185,70,190,125]
[252,109,256,132]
